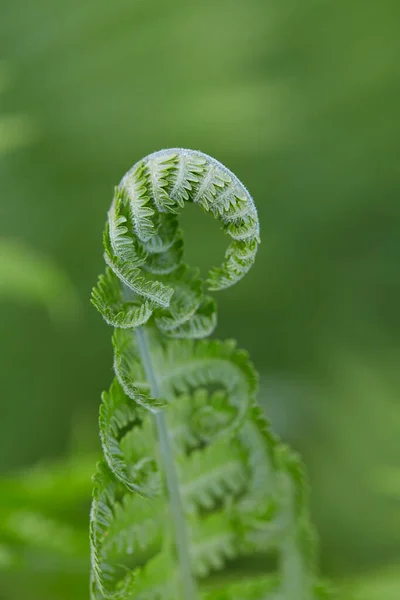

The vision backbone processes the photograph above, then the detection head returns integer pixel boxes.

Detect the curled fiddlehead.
[90,149,331,599]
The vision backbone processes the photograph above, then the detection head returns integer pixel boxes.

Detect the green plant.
[0,452,94,600]
[90,149,330,599]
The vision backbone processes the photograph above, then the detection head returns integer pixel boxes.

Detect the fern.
[90,149,330,599]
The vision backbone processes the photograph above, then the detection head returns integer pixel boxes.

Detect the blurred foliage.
[0,60,36,153]
[0,239,79,322]
[342,566,400,600]
[0,62,78,322]
[0,0,399,598]
[0,453,94,600]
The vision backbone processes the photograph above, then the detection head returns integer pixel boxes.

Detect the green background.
[1,0,399,598]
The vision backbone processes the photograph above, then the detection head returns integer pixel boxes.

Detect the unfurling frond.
[90,149,330,600]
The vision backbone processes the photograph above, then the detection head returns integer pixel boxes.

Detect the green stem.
[135,327,198,600]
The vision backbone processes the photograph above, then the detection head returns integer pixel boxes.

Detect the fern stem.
[135,326,198,600]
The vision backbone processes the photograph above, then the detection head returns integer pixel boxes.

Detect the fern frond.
[207,238,258,291]
[99,378,159,494]
[112,328,167,410]
[91,268,154,328]
[105,254,174,308]
[120,554,177,600]
[90,466,136,599]
[145,152,178,213]
[101,491,162,559]
[168,152,206,207]
[90,463,165,599]
[159,338,258,438]
[202,574,279,600]
[143,237,184,275]
[121,163,156,242]
[189,511,241,579]
[180,438,247,513]
[155,266,217,339]
[165,296,217,339]
[142,213,181,254]
[192,162,229,209]
[106,191,147,265]
[90,149,330,600]
[165,389,208,452]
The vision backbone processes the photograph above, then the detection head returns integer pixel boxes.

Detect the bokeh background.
[1,1,399,598]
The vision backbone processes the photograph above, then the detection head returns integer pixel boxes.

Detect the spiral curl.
[90,149,331,600]
[92,148,259,338]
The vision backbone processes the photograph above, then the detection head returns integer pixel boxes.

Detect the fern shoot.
[90,149,330,599]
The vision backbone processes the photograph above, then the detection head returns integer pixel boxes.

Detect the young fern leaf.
[90,148,330,599]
